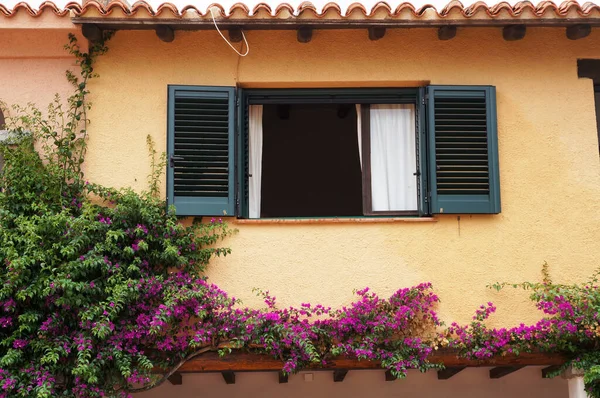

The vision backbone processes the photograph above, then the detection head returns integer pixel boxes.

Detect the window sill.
[233,217,437,225]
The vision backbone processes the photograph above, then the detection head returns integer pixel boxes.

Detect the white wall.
[137,367,568,398]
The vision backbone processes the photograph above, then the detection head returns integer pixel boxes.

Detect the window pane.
[369,104,418,211]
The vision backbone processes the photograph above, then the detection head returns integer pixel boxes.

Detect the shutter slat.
[434,95,489,198]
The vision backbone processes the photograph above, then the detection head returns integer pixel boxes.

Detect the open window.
[239,89,425,218]
[167,86,500,218]
[244,94,421,218]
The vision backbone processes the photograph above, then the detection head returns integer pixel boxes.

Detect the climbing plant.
[443,263,600,397]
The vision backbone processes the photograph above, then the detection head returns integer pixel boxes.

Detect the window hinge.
[422,94,428,106]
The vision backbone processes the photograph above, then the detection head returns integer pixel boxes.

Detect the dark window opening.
[577,59,600,154]
[0,108,5,130]
[260,103,363,218]
[595,84,600,154]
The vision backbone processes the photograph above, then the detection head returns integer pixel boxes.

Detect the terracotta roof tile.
[1,0,599,20]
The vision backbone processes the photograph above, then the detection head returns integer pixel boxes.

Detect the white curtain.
[369,104,418,212]
[356,104,362,169]
[248,105,263,218]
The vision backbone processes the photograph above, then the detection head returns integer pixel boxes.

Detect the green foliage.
[0,33,232,397]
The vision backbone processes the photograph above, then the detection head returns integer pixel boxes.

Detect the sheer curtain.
[248,105,263,218]
[356,104,362,168]
[369,104,418,212]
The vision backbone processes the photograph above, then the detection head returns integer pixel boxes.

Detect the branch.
[126,346,218,393]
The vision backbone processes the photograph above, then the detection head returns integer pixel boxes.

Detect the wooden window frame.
[239,88,425,219]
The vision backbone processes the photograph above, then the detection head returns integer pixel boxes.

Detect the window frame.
[238,88,428,219]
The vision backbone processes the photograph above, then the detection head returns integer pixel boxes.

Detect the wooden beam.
[437,366,466,380]
[438,26,457,40]
[177,350,565,373]
[297,26,312,43]
[503,25,526,41]
[229,28,243,43]
[155,25,175,42]
[278,371,288,383]
[73,16,600,29]
[567,24,591,40]
[81,24,102,42]
[221,371,235,384]
[333,370,348,382]
[542,365,562,378]
[368,27,386,40]
[490,366,524,379]
[167,372,182,385]
[385,370,396,381]
[578,59,600,81]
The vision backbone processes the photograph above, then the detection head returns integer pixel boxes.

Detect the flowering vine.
[442,263,600,397]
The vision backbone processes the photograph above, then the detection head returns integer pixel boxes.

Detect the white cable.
[209,7,250,57]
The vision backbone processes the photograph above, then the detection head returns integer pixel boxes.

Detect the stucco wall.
[3,26,600,328]
[0,29,82,113]
[138,367,568,398]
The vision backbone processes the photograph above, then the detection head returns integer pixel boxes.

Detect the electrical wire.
[209,7,250,57]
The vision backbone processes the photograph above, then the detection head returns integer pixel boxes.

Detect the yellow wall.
[5,26,600,327]
[0,29,82,113]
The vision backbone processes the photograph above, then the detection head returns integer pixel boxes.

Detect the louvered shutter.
[167,86,236,216]
[426,86,501,214]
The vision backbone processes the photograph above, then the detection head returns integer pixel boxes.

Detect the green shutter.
[426,86,501,214]
[167,86,236,216]
[237,89,249,218]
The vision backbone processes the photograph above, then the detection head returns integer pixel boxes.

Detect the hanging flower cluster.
[442,266,600,397]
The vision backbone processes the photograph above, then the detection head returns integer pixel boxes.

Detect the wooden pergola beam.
[333,370,348,382]
[177,350,565,373]
[437,366,466,380]
[167,372,182,385]
[278,371,288,383]
[489,366,524,379]
[384,370,396,381]
[221,371,235,384]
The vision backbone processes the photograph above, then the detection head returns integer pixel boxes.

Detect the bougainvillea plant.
[442,263,600,397]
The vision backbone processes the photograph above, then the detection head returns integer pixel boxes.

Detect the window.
[167,86,501,218]
[595,84,600,154]
[576,59,600,154]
